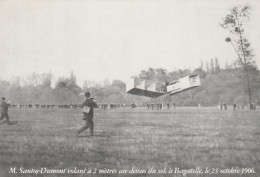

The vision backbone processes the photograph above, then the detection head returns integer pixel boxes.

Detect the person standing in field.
[167,103,170,109]
[77,92,98,137]
[0,97,11,125]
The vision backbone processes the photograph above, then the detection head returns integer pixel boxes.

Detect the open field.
[0,107,259,177]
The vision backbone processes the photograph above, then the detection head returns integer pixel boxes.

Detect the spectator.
[0,97,11,125]
[77,92,98,137]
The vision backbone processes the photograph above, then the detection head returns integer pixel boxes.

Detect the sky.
[0,0,259,87]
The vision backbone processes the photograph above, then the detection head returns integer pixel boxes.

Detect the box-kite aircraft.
[126,75,201,98]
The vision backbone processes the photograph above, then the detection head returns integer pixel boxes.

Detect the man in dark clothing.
[0,97,11,125]
[233,103,237,111]
[167,103,170,109]
[77,92,98,136]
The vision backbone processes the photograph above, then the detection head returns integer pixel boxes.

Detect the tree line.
[0,62,259,107]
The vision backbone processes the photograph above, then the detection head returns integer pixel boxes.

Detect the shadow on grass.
[77,135,92,138]
[9,121,18,125]
[77,132,113,138]
[0,120,18,125]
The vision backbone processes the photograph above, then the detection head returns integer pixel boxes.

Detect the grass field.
[0,107,259,177]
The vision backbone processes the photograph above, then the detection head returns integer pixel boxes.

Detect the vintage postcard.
[0,0,259,177]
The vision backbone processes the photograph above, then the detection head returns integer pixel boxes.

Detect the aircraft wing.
[126,75,200,98]
[167,75,200,96]
[126,78,165,98]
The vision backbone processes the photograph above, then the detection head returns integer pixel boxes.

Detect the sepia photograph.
[0,0,260,177]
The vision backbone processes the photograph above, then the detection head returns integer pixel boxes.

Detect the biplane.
[126,75,201,98]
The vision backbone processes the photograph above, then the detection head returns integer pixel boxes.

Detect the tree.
[103,79,111,87]
[70,71,76,85]
[155,68,168,82]
[112,80,126,89]
[138,68,156,80]
[200,60,204,70]
[138,68,168,82]
[82,80,88,91]
[210,58,214,73]
[55,77,70,89]
[225,61,229,70]
[41,72,53,88]
[221,4,257,108]
[214,57,220,72]
[55,74,81,103]
[26,72,41,86]
[206,62,209,72]
[192,68,206,79]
